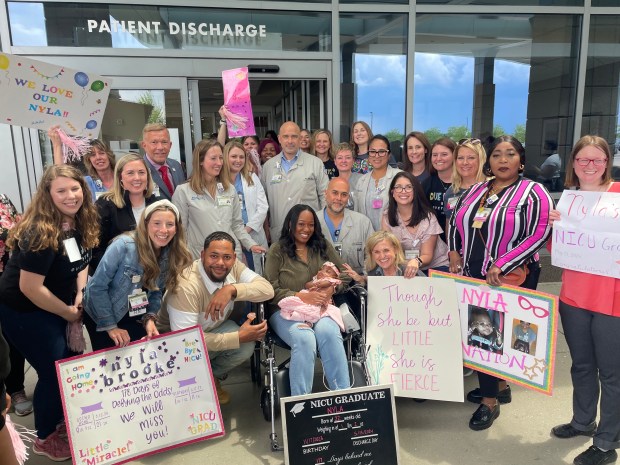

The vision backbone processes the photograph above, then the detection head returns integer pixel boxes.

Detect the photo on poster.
[467,305,504,355]
[511,318,538,355]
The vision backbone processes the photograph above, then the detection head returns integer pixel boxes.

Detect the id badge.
[271,174,282,184]
[128,291,148,317]
[447,196,459,210]
[238,193,244,204]
[216,182,225,194]
[63,238,81,263]
[486,194,499,205]
[217,196,233,207]
[153,185,160,197]
[472,207,492,228]
[372,198,383,209]
[405,248,420,260]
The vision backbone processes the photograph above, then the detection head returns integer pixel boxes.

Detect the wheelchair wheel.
[261,386,273,421]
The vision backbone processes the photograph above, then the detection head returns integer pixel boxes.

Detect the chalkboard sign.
[281,384,399,465]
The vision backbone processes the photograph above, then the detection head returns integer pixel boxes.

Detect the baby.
[467,307,503,354]
[278,262,345,331]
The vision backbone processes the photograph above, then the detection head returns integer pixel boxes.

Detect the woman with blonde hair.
[312,129,339,179]
[0,165,99,461]
[344,230,407,285]
[84,200,192,350]
[172,139,264,259]
[92,153,158,272]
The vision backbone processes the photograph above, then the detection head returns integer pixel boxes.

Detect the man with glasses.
[142,123,185,200]
[260,121,328,240]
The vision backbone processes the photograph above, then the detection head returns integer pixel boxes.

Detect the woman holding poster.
[448,135,553,431]
[0,165,99,461]
[549,136,620,465]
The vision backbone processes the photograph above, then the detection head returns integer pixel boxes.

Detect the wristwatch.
[219,119,227,125]
[415,256,423,267]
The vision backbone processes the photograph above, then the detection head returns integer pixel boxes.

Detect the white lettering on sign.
[87,20,267,38]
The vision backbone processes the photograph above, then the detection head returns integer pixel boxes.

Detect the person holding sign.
[448,135,553,431]
[265,204,350,396]
[84,200,192,350]
[549,136,620,465]
[0,165,99,461]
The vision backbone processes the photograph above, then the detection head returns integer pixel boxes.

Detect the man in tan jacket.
[158,231,273,404]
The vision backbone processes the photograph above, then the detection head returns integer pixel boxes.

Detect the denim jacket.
[84,235,169,331]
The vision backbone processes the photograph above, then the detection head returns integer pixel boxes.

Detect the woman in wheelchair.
[264,204,351,396]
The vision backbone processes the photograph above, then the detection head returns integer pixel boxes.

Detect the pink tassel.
[66,317,86,353]
[221,106,249,130]
[55,127,92,163]
[6,415,31,465]
[248,149,262,176]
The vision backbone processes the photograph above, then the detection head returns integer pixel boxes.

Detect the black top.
[0,230,91,313]
[91,192,157,272]
[422,174,451,242]
[323,159,340,179]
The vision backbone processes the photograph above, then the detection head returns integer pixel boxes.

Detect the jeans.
[0,302,76,439]
[269,310,350,396]
[560,301,620,450]
[207,320,255,379]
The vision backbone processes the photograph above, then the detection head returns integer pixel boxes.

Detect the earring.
[520,164,525,170]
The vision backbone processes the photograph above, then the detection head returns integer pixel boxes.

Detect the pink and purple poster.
[221,67,256,138]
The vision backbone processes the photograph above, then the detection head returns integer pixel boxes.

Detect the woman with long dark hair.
[401,131,431,184]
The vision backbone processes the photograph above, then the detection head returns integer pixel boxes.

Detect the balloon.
[74,72,89,88]
[0,54,9,70]
[86,120,97,130]
[90,80,104,92]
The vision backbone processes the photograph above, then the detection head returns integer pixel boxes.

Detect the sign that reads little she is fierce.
[56,327,224,465]
[553,189,620,279]
[431,271,559,395]
[366,276,464,401]
[0,53,110,136]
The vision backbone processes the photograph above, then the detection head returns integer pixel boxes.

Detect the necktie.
[159,165,174,195]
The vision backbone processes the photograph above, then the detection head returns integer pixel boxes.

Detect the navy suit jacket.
[144,156,185,200]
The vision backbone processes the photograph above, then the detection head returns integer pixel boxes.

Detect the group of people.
[0,117,617,465]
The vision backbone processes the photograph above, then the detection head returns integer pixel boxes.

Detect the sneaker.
[463,367,474,377]
[573,446,617,465]
[469,403,500,431]
[466,385,512,404]
[552,423,597,439]
[56,421,68,440]
[10,390,33,416]
[215,379,230,405]
[33,430,72,461]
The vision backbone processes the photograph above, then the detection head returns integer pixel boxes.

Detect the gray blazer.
[144,156,185,200]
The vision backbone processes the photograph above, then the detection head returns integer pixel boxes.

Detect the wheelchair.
[253,284,371,451]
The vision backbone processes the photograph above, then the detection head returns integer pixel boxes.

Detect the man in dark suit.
[142,123,185,200]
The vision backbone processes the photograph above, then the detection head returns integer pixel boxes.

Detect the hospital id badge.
[63,237,81,262]
[372,198,383,209]
[271,174,282,184]
[472,207,491,228]
[128,291,148,317]
[153,185,160,197]
[447,196,460,210]
[217,196,233,207]
[405,248,420,260]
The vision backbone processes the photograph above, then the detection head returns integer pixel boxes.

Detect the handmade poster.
[0,53,110,136]
[552,189,620,279]
[221,67,256,138]
[366,276,464,401]
[56,327,224,465]
[431,271,559,395]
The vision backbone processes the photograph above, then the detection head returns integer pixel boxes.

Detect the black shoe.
[573,446,617,465]
[466,386,512,404]
[552,423,597,439]
[469,403,500,431]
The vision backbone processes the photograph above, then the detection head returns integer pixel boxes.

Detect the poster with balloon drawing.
[0,53,111,136]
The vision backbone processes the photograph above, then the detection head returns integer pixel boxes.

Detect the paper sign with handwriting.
[56,327,224,465]
[553,190,620,279]
[431,271,559,395]
[0,53,110,136]
[366,276,464,401]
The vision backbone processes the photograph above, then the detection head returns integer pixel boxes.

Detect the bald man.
[260,121,328,240]
[318,178,374,274]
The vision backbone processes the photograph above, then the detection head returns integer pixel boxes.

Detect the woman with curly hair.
[0,165,99,461]
[84,200,192,350]
[265,204,350,396]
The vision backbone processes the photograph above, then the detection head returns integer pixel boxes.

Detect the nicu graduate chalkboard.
[281,384,400,465]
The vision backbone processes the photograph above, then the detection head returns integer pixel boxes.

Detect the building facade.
[1,0,619,209]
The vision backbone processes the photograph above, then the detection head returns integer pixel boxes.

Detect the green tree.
[137,91,166,125]
[446,126,470,141]
[514,124,526,142]
[424,127,444,144]
[384,129,404,142]
[493,124,505,137]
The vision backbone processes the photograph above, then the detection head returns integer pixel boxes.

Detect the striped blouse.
[448,178,553,276]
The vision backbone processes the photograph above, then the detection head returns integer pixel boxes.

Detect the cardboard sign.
[553,190,620,278]
[366,276,464,401]
[0,53,110,136]
[281,385,400,465]
[431,271,559,395]
[56,327,224,465]
[221,67,256,138]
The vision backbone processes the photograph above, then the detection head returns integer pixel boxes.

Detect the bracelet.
[141,313,158,327]
[219,119,227,125]
[415,256,423,267]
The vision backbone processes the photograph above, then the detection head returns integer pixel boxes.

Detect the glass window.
[340,13,407,160]
[413,13,581,192]
[416,0,582,5]
[591,0,619,5]
[582,15,620,179]
[8,3,332,53]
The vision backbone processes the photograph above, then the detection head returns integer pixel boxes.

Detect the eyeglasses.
[368,149,389,157]
[575,158,607,167]
[393,185,413,193]
[458,138,481,146]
